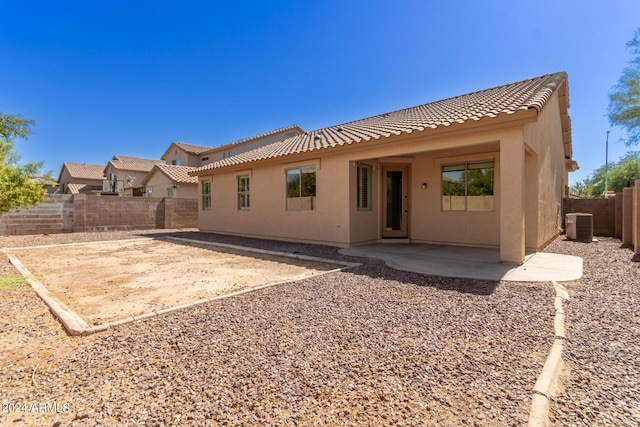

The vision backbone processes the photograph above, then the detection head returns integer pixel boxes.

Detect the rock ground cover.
[545,237,640,426]
[0,230,637,426]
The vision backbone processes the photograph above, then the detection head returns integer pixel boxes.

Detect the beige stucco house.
[57,162,105,194]
[161,142,213,167]
[191,72,577,264]
[198,125,305,166]
[143,164,199,198]
[103,155,164,196]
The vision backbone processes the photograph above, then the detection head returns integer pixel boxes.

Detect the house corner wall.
[523,91,566,250]
[500,130,526,264]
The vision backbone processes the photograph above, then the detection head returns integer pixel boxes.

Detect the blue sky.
[1,0,638,184]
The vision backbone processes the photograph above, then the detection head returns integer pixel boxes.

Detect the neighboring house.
[199,125,305,166]
[161,142,214,167]
[103,155,164,196]
[57,162,105,194]
[143,164,199,198]
[31,176,59,194]
[191,72,578,265]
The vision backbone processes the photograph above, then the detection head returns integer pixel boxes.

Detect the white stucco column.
[500,132,526,264]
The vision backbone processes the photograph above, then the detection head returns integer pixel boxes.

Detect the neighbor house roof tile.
[202,125,305,154]
[192,72,569,173]
[153,164,199,184]
[67,183,103,194]
[106,156,164,173]
[60,162,105,180]
[172,142,213,155]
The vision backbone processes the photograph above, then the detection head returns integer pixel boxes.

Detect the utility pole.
[604,130,610,196]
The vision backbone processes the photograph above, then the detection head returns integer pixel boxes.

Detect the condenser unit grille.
[575,215,594,242]
[566,213,593,242]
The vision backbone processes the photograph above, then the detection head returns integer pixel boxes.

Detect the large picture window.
[442,160,494,211]
[357,164,372,210]
[286,166,316,211]
[201,180,211,210]
[237,175,250,210]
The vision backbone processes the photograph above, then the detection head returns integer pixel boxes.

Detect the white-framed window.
[172,159,180,166]
[237,175,250,210]
[286,166,316,211]
[201,180,211,210]
[356,163,372,211]
[442,160,495,211]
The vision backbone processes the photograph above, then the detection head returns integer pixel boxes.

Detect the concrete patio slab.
[339,243,582,282]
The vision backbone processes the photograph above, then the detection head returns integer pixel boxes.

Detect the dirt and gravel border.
[4,236,360,336]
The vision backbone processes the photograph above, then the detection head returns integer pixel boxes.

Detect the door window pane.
[386,171,403,230]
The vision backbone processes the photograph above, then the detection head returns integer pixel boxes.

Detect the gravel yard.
[545,237,640,426]
[0,230,637,426]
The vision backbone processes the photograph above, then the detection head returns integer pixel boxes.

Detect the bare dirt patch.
[5,238,342,327]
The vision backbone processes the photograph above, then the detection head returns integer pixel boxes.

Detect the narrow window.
[167,187,174,197]
[357,164,372,210]
[442,160,494,211]
[286,166,316,211]
[202,180,211,210]
[237,175,250,210]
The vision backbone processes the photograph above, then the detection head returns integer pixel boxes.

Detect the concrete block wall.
[0,194,197,235]
[563,187,639,255]
[0,194,74,235]
[162,197,198,229]
[563,197,617,236]
[622,187,633,246]
[74,195,163,232]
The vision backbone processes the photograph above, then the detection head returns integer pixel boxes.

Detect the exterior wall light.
[422,182,428,190]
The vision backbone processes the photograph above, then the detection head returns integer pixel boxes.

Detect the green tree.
[574,151,640,198]
[608,28,640,146]
[0,113,46,213]
[569,178,588,198]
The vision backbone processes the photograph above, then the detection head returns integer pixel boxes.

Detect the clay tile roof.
[67,183,102,194]
[204,125,305,153]
[192,72,569,173]
[60,162,105,180]
[153,164,199,184]
[172,142,213,155]
[228,125,304,146]
[107,156,163,173]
